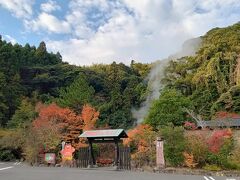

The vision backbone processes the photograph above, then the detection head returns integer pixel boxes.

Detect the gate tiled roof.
[79,129,128,138]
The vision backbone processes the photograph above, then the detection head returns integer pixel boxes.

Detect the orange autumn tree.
[32,103,84,149]
[123,124,157,167]
[81,104,100,131]
[79,104,100,147]
[183,152,197,168]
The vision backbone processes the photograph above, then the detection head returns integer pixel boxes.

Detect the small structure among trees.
[78,129,130,169]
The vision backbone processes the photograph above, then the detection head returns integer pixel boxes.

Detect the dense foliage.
[145,89,191,128]
[0,36,149,128]
[161,126,186,167]
[0,35,149,162]
[162,23,240,119]
[123,124,157,167]
[159,23,240,119]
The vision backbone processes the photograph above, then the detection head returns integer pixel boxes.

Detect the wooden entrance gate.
[76,147,89,168]
[78,129,130,170]
[76,146,131,170]
[119,147,131,170]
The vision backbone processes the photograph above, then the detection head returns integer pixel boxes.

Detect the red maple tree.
[81,104,100,131]
[79,104,100,147]
[207,129,232,153]
[33,103,83,148]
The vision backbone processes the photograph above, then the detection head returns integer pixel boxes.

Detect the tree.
[8,98,36,128]
[162,23,240,119]
[32,103,83,149]
[3,73,23,126]
[0,72,7,126]
[161,126,186,167]
[57,75,94,111]
[81,104,99,131]
[79,104,99,147]
[145,89,192,128]
[123,124,157,167]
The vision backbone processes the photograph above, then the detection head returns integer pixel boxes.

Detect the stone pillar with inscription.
[156,137,165,169]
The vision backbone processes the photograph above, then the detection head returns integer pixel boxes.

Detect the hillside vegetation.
[0,36,150,128]
[146,22,240,128]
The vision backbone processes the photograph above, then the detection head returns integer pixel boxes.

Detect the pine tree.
[8,98,36,128]
[57,75,94,112]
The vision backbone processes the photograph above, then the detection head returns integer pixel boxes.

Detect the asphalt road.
[0,162,239,180]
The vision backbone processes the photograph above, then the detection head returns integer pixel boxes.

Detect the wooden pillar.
[114,139,119,168]
[88,138,95,168]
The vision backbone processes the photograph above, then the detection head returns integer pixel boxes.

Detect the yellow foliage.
[183,152,197,168]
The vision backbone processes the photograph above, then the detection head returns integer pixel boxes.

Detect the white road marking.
[204,176,215,180]
[204,176,209,180]
[0,166,13,171]
[13,162,21,165]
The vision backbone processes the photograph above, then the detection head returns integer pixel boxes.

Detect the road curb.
[151,168,240,177]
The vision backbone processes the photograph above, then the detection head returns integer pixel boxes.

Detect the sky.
[0,0,240,65]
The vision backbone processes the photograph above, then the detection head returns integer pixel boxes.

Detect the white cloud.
[1,0,240,65]
[46,0,240,65]
[25,12,71,34]
[0,0,33,19]
[40,0,60,13]
[3,34,17,44]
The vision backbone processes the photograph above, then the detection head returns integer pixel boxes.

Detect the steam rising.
[132,37,202,124]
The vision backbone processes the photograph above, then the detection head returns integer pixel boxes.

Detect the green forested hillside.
[162,22,240,120]
[1,23,240,130]
[0,36,150,128]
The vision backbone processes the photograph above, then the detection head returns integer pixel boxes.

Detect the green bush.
[185,132,209,167]
[229,147,240,170]
[161,126,186,167]
[0,149,15,161]
[145,89,192,128]
[203,164,222,171]
[206,138,235,170]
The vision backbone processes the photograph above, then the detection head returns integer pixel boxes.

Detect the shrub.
[184,121,197,130]
[207,129,232,154]
[0,129,24,161]
[206,136,235,169]
[0,149,15,161]
[183,152,197,168]
[161,126,186,167]
[229,147,240,170]
[203,164,222,171]
[185,132,209,167]
[123,124,157,167]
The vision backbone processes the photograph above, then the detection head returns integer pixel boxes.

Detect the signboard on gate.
[44,153,56,164]
[156,138,165,168]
